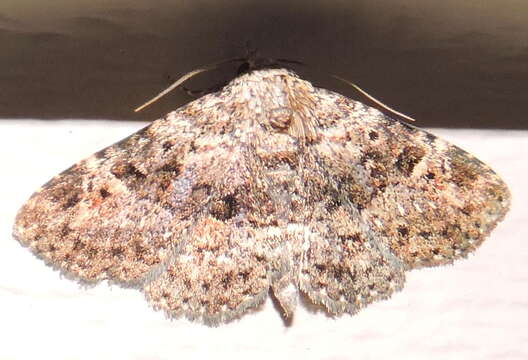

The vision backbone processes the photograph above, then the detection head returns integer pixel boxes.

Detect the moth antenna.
[333,75,416,122]
[134,58,245,112]
[272,58,414,122]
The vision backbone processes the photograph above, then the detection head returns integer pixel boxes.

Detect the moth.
[14,68,510,325]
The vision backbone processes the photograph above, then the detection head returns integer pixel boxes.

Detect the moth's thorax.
[227,68,306,95]
[223,69,320,143]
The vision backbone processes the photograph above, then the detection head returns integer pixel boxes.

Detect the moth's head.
[134,52,303,113]
[235,50,302,75]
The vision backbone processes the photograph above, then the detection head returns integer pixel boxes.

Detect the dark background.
[1,0,527,128]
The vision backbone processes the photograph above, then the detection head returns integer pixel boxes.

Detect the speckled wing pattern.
[13,69,510,325]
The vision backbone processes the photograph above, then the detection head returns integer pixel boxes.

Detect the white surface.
[0,120,526,360]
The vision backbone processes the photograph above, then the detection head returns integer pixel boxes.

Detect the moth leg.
[181,84,225,97]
